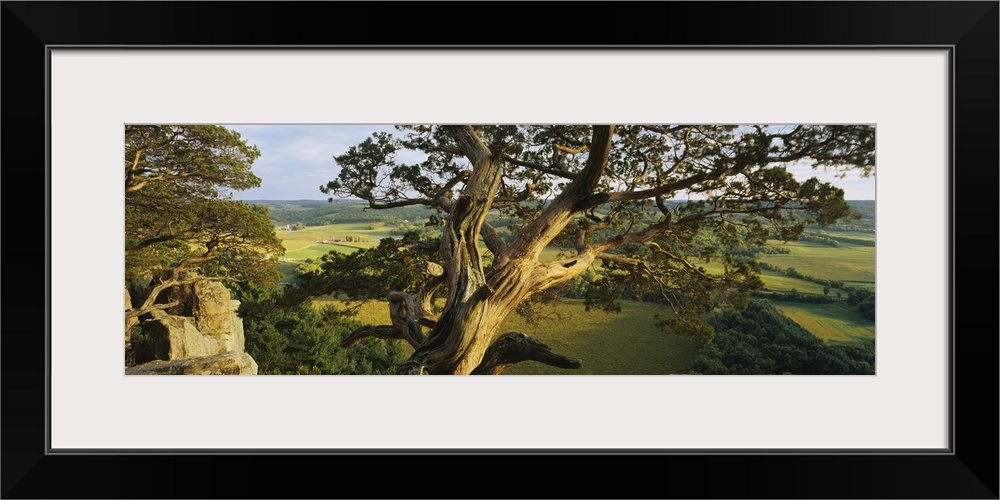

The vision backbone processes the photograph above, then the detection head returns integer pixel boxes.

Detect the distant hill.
[244,199,361,206]
[258,199,437,226]
[254,198,876,231]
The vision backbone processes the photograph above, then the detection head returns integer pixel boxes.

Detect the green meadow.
[770,300,876,342]
[699,262,830,295]
[822,229,876,241]
[500,300,703,375]
[760,240,875,287]
[313,296,703,375]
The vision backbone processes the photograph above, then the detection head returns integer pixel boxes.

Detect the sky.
[225,125,876,201]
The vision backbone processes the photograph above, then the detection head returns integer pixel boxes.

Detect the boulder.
[135,309,222,362]
[125,351,258,375]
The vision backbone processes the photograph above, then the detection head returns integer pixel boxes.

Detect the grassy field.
[312,297,703,375]
[276,223,565,267]
[700,261,830,295]
[821,229,876,241]
[757,270,830,295]
[761,240,875,285]
[276,223,394,261]
[770,300,875,342]
[501,300,702,375]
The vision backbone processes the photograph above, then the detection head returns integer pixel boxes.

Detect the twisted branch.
[471,332,583,375]
[413,262,445,328]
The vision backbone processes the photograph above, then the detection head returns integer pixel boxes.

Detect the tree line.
[689,299,875,375]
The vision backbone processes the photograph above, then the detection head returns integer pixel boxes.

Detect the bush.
[688,299,875,375]
[233,283,408,374]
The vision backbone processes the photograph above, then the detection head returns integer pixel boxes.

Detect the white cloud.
[225,125,876,201]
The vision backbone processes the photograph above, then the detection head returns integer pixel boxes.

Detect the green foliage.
[847,288,877,320]
[125,125,284,305]
[810,200,876,232]
[762,289,837,304]
[295,237,434,300]
[573,224,766,340]
[233,283,407,375]
[689,299,875,375]
[125,125,262,196]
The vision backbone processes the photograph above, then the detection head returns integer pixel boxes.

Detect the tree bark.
[399,126,505,374]
[471,332,582,375]
[391,126,616,374]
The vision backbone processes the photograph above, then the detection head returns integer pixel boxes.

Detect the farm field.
[699,261,830,295]
[275,223,394,262]
[760,239,875,285]
[820,229,876,241]
[275,223,564,272]
[770,300,875,342]
[313,297,703,375]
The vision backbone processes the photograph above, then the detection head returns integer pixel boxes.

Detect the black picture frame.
[3,2,996,498]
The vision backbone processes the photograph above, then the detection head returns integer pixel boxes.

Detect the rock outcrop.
[136,310,220,360]
[125,351,258,375]
[128,278,257,375]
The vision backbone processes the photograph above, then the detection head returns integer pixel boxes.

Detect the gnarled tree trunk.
[346,125,615,374]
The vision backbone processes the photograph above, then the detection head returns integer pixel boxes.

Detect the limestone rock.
[193,280,233,335]
[128,277,255,374]
[218,300,246,353]
[125,351,258,375]
[135,310,222,362]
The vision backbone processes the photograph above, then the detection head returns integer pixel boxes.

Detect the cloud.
[226,124,396,200]
[224,125,876,201]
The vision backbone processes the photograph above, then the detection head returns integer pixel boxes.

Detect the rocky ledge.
[127,278,258,375]
[125,351,258,375]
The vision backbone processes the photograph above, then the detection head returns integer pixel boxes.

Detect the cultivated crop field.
[276,223,391,261]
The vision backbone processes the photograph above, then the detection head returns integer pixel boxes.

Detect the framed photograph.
[4,2,996,498]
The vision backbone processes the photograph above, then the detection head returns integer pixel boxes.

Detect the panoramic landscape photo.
[124,124,875,375]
